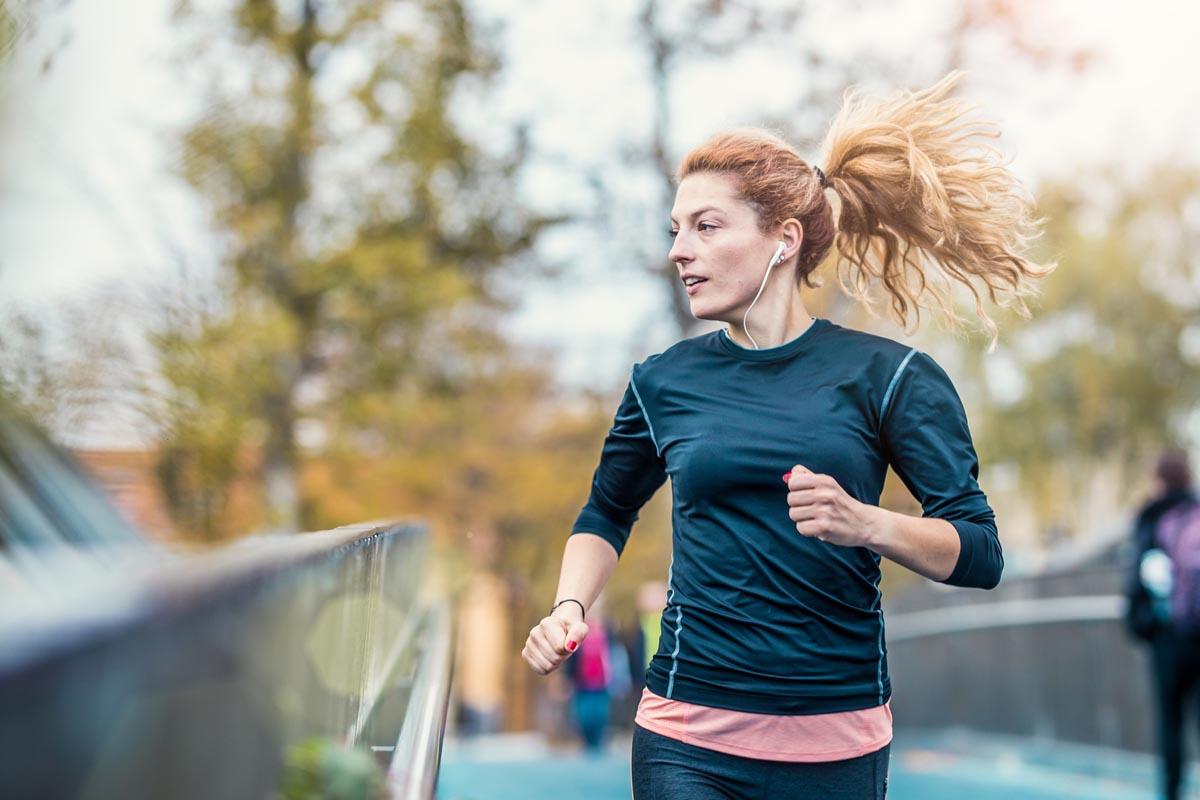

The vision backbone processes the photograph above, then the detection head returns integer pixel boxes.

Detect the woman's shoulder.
[631,329,723,379]
[822,319,920,362]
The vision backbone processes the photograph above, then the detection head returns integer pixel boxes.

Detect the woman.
[521,71,1053,799]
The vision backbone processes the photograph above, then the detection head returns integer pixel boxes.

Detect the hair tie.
[813,165,829,189]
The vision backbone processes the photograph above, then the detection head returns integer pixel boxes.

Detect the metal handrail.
[0,518,441,798]
[886,594,1125,641]
[387,601,456,800]
[0,520,418,679]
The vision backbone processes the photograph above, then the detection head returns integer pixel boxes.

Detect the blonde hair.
[675,71,1055,350]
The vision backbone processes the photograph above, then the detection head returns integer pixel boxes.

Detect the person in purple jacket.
[522,71,1055,799]
[1127,448,1200,800]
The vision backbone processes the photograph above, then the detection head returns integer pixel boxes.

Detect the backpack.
[1154,499,1200,632]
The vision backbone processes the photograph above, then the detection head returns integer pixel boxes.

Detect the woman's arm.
[522,533,618,675]
[784,464,1000,588]
[862,508,959,583]
[876,349,1003,589]
[523,369,667,676]
[786,348,1003,589]
[551,532,619,618]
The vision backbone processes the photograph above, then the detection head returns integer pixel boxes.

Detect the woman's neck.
[724,298,815,349]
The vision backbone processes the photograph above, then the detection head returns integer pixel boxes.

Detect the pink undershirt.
[634,686,893,763]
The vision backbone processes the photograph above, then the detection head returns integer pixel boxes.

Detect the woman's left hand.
[782,464,879,548]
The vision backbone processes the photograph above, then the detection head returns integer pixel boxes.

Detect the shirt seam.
[665,554,684,699]
[628,371,662,458]
[875,579,886,704]
[666,605,684,698]
[880,348,918,424]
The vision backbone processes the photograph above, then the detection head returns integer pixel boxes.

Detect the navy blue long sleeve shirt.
[570,317,1002,714]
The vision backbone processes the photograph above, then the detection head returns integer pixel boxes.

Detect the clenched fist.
[783,463,876,548]
[522,606,589,676]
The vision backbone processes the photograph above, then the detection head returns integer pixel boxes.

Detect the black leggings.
[1150,629,1200,800]
[631,722,890,800]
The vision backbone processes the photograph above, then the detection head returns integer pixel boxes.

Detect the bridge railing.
[884,532,1164,753]
[0,519,454,799]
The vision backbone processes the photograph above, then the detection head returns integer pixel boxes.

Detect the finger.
[521,646,545,674]
[784,474,823,492]
[523,644,555,674]
[530,630,561,663]
[789,506,823,529]
[787,489,822,506]
[795,524,827,542]
[530,622,564,657]
[787,503,825,522]
[536,616,568,643]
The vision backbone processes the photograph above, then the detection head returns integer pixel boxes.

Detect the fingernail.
[782,471,792,482]
[567,641,577,651]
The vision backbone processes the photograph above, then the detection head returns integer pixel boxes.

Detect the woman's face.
[668,172,782,324]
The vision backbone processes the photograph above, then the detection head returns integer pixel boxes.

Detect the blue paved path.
[437,728,1200,800]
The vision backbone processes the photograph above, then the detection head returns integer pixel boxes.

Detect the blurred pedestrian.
[562,595,624,755]
[1126,447,1200,800]
[636,580,666,673]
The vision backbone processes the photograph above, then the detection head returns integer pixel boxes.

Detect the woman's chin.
[688,300,730,324]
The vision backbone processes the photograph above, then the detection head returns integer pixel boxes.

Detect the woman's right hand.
[522,607,589,675]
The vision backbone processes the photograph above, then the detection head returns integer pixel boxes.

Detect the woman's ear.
[780,219,804,262]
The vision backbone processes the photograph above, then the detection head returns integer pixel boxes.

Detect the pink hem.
[634,716,893,763]
[634,687,893,763]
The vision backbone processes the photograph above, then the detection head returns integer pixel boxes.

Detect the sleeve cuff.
[941,517,1004,589]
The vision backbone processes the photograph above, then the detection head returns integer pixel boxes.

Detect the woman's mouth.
[685,278,708,296]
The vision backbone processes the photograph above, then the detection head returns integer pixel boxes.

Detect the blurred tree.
[0,0,79,76]
[942,0,1096,76]
[0,1,15,65]
[162,0,565,533]
[146,282,269,540]
[962,165,1200,537]
[0,290,141,447]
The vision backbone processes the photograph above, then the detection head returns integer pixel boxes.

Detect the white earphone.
[769,241,787,267]
[741,241,788,350]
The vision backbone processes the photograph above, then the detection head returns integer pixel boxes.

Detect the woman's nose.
[668,233,692,264]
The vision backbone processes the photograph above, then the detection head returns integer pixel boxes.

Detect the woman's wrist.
[550,597,586,620]
[860,503,896,554]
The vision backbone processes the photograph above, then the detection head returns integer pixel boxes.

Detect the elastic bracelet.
[550,598,585,620]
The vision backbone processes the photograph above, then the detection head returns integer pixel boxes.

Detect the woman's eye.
[668,223,715,239]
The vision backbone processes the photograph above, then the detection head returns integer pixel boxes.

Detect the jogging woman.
[521,71,1054,799]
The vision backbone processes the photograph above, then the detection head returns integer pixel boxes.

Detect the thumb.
[563,620,589,654]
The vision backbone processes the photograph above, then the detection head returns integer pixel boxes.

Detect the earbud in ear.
[770,241,787,267]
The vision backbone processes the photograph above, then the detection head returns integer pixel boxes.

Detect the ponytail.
[820,71,1055,350]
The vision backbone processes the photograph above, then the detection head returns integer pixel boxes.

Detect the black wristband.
[550,598,585,620]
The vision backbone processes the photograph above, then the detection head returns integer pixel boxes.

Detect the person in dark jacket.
[1127,447,1200,800]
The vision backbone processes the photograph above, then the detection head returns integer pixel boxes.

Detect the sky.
[1,0,1199,445]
